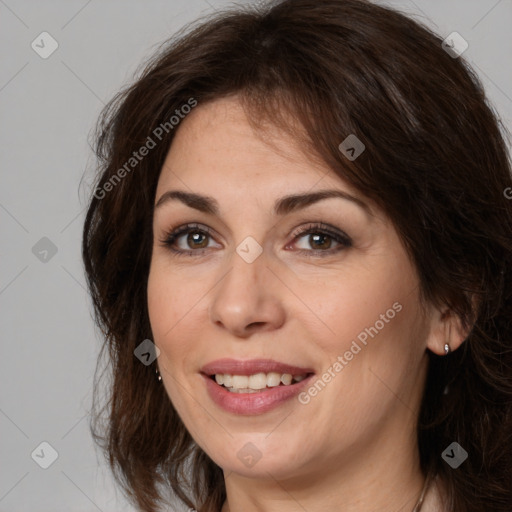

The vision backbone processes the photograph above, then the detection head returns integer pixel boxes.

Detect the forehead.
[156,96,359,199]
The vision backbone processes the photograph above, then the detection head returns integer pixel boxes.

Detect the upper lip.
[201,358,315,376]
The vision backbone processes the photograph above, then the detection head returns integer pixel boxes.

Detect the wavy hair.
[81,0,512,511]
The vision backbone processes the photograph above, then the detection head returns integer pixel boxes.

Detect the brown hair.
[81,0,512,511]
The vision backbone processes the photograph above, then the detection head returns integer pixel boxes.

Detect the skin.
[147,96,467,512]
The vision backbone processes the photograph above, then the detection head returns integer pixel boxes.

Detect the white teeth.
[232,375,249,388]
[248,373,268,390]
[280,374,292,385]
[266,372,282,387]
[212,372,309,391]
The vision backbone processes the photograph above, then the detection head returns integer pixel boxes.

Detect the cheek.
[147,262,189,365]
[147,259,197,339]
[309,259,414,355]
[321,281,424,413]
[147,266,196,414]
[147,267,173,341]
[147,259,210,382]
[305,251,423,418]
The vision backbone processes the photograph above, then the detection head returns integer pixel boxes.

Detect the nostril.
[247,322,265,330]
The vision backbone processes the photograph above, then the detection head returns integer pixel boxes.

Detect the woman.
[81,0,512,511]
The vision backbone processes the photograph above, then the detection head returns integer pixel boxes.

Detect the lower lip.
[201,373,315,415]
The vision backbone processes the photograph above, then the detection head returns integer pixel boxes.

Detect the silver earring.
[444,343,450,356]
[155,367,162,382]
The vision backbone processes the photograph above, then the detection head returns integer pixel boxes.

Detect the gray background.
[1,0,511,511]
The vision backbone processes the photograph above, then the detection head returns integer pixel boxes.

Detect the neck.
[417,475,448,512]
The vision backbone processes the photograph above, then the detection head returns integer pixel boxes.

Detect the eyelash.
[159,222,352,258]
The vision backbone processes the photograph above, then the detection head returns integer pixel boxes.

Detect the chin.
[208,436,308,479]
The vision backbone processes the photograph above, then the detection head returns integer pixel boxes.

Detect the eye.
[159,223,218,256]
[288,222,352,258]
[159,222,352,257]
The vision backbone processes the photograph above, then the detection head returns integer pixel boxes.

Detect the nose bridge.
[217,241,268,307]
[208,240,286,335]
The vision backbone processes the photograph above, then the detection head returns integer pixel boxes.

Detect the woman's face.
[147,96,433,481]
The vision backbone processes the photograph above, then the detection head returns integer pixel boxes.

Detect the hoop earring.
[444,343,451,356]
[155,367,162,382]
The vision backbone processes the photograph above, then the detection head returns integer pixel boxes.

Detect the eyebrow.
[154,189,372,217]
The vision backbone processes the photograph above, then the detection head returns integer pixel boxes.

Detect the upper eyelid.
[165,221,341,236]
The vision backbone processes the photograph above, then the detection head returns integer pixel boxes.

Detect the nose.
[208,248,286,338]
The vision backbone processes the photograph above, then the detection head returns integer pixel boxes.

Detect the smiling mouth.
[208,372,313,393]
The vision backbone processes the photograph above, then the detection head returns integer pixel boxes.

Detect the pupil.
[312,233,330,249]
[189,232,207,248]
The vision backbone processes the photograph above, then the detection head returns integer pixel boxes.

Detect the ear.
[425,306,470,355]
